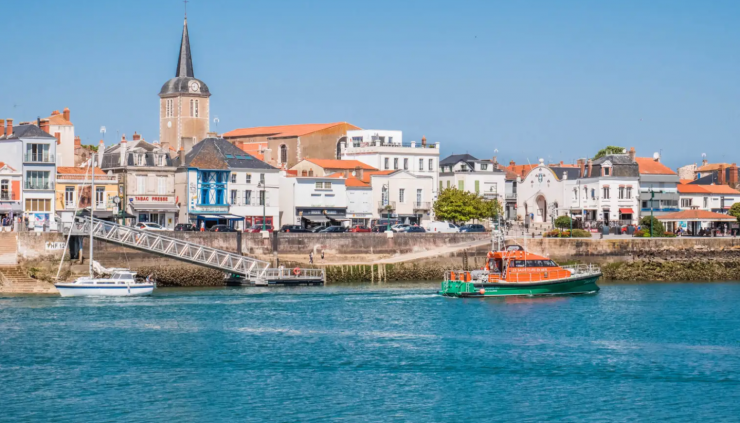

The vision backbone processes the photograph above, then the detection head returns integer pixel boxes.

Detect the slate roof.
[592,154,635,166]
[440,154,478,166]
[101,140,175,169]
[550,167,581,180]
[0,124,56,140]
[159,18,210,97]
[177,138,277,170]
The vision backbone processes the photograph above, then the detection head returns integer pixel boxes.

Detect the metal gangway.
[66,216,270,283]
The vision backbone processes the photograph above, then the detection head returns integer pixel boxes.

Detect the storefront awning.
[131,202,179,212]
[222,214,244,220]
[657,210,736,223]
[619,208,634,214]
[196,215,224,220]
[302,215,330,223]
[0,203,22,212]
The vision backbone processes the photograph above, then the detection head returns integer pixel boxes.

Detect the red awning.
[619,208,633,214]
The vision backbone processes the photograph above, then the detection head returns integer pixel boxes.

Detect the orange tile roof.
[634,157,676,175]
[285,170,298,176]
[679,179,694,185]
[223,123,355,139]
[506,164,537,177]
[304,158,377,170]
[47,113,72,126]
[360,169,396,183]
[324,172,346,179]
[677,183,740,195]
[657,209,737,221]
[345,176,370,188]
[0,162,17,171]
[696,163,732,172]
[57,166,106,175]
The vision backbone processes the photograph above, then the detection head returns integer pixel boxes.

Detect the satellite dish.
[653,152,660,160]
[100,126,106,135]
[494,148,499,154]
[701,153,707,158]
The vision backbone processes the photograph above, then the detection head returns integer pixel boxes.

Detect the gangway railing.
[66,217,270,282]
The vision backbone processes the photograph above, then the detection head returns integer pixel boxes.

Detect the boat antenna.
[89,154,95,278]
[55,159,93,281]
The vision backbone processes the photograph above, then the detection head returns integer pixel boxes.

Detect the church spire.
[175,17,194,78]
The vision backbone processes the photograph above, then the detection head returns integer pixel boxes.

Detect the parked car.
[280,225,309,233]
[405,226,426,233]
[392,224,412,233]
[309,226,326,233]
[136,222,167,231]
[320,226,347,233]
[427,221,460,233]
[371,225,388,232]
[246,224,273,233]
[209,224,236,232]
[174,223,196,232]
[348,225,371,233]
[459,224,486,233]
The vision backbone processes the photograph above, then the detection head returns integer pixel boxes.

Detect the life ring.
[293,267,301,276]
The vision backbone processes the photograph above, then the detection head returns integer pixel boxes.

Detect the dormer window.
[481,164,488,171]
[604,167,611,176]
[137,154,145,166]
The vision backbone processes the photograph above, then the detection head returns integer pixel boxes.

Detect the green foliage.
[554,215,572,229]
[83,144,99,152]
[433,188,502,224]
[543,228,591,238]
[640,215,665,237]
[593,146,626,160]
[633,229,646,237]
[729,203,740,223]
[570,229,592,238]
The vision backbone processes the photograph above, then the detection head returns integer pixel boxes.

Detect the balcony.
[505,193,517,200]
[25,181,54,190]
[24,153,55,164]
[482,192,500,199]
[378,201,396,211]
[413,201,431,211]
[0,192,13,201]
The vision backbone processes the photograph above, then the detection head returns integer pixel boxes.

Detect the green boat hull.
[440,274,601,298]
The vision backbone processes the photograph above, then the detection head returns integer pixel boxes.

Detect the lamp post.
[648,189,664,237]
[258,181,266,231]
[383,183,391,232]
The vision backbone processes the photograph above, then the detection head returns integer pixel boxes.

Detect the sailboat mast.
[89,156,95,277]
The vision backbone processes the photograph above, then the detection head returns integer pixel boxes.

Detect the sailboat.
[54,157,155,297]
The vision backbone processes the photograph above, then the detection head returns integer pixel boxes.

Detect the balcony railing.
[25,181,54,190]
[505,193,517,200]
[0,192,13,201]
[24,153,55,163]
[413,201,431,210]
[378,201,396,211]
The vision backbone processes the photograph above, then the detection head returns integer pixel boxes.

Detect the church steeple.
[175,18,194,78]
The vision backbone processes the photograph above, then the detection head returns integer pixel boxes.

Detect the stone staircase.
[0,266,58,294]
[0,233,18,266]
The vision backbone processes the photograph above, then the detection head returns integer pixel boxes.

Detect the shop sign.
[192,205,228,212]
[133,196,172,202]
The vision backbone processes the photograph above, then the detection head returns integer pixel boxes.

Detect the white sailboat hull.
[55,283,154,297]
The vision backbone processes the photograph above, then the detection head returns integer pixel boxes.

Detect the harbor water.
[1,282,739,422]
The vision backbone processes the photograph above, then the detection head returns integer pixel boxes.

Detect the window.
[165,99,174,118]
[324,182,332,189]
[280,145,287,164]
[26,144,50,162]
[604,167,611,176]
[458,180,464,190]
[439,181,443,191]
[572,188,577,201]
[481,164,488,171]
[137,175,146,194]
[315,182,323,189]
[399,188,405,203]
[244,190,252,205]
[394,158,399,170]
[25,198,51,212]
[231,173,237,183]
[65,186,75,208]
[190,99,199,117]
[230,190,237,204]
[157,154,166,166]
[384,158,389,170]
[475,180,480,194]
[490,183,498,194]
[681,198,693,208]
[591,189,595,199]
[626,187,632,199]
[96,187,105,209]
[157,176,167,195]
[419,159,424,171]
[352,137,362,147]
[260,173,265,184]
[703,197,708,208]
[447,181,451,188]
[246,174,251,184]
[429,159,434,171]
[26,171,51,190]
[602,187,610,199]
[618,187,625,199]
[136,154,145,166]
[403,158,408,170]
[461,165,468,171]
[259,190,266,206]
[416,189,422,204]
[0,180,8,200]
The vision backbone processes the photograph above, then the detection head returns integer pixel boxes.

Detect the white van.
[426,221,460,233]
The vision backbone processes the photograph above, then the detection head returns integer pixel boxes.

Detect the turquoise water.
[1,283,739,422]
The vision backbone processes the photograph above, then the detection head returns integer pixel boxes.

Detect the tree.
[729,203,740,223]
[433,188,482,225]
[593,146,626,160]
[554,215,572,230]
[477,198,503,221]
[640,215,665,237]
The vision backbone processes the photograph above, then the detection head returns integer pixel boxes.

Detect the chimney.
[729,164,738,188]
[587,159,593,178]
[559,161,564,166]
[356,167,364,180]
[51,110,60,116]
[263,148,272,164]
[492,156,498,165]
[0,120,4,136]
[98,140,105,168]
[343,169,350,178]
[628,147,636,162]
[5,119,13,136]
[74,136,81,148]
[40,119,50,134]
[178,145,185,166]
[120,135,127,166]
[54,132,61,145]
[718,164,725,185]
[63,107,70,122]
[421,136,427,147]
[132,132,141,141]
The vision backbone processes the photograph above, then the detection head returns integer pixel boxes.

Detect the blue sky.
[2,0,739,169]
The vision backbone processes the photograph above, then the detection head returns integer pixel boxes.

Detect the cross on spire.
[184,0,188,18]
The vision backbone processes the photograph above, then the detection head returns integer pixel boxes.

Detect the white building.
[46,108,75,168]
[371,170,434,225]
[516,160,568,224]
[345,176,373,226]
[677,183,740,213]
[438,154,507,203]
[279,173,348,227]
[340,130,440,200]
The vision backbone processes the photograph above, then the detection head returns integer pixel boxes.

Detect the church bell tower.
[159,16,211,154]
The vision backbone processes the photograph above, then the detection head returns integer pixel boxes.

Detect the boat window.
[511,260,558,268]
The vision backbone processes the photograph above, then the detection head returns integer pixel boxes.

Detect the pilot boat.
[55,270,155,297]
[440,245,601,297]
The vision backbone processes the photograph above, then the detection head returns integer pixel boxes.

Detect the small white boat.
[55,270,155,297]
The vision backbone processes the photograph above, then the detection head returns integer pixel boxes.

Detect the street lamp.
[257,181,266,231]
[383,183,391,232]
[648,189,664,237]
